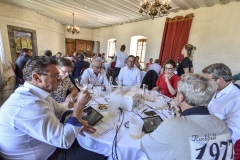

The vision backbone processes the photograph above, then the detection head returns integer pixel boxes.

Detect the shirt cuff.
[66,117,82,127]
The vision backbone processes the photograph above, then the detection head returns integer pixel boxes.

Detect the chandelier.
[139,0,172,19]
[67,13,80,34]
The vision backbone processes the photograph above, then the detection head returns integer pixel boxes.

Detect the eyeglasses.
[38,73,62,80]
[164,67,174,70]
[127,60,134,63]
[93,65,102,70]
[58,68,72,75]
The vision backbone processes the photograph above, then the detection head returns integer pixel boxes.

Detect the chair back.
[141,70,158,90]
[9,61,24,85]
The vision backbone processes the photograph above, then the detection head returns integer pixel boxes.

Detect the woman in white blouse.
[113,45,128,85]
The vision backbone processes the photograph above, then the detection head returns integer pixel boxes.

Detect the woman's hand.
[164,74,170,83]
[152,86,159,91]
[79,119,96,137]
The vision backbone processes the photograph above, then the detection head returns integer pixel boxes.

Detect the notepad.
[97,122,114,136]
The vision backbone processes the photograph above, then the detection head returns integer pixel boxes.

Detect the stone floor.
[0,68,15,106]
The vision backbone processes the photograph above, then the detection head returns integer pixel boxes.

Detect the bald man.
[80,59,109,86]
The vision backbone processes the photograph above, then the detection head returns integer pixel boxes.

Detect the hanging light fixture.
[67,13,80,34]
[139,0,172,19]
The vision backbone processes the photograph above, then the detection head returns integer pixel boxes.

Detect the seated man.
[202,63,240,158]
[81,59,109,86]
[118,55,141,86]
[15,48,31,79]
[148,59,161,75]
[0,56,105,160]
[73,54,90,79]
[141,74,233,160]
[52,52,62,60]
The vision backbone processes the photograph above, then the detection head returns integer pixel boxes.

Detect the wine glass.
[75,78,87,91]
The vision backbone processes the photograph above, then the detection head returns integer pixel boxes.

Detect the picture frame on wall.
[13,31,33,54]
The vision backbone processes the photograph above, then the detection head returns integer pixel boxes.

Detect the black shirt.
[15,54,31,79]
[181,106,210,116]
[73,60,90,78]
[177,57,193,77]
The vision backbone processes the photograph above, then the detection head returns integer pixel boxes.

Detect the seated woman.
[145,58,153,68]
[51,57,78,108]
[153,59,180,98]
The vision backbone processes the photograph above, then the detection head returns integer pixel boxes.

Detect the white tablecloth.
[77,91,172,160]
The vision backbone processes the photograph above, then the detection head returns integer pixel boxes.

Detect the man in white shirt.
[148,59,161,75]
[81,59,109,86]
[202,63,240,159]
[0,56,105,160]
[118,55,141,86]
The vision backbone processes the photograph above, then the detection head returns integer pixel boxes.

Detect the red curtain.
[159,13,194,66]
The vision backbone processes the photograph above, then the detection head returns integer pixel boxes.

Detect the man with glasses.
[51,57,78,108]
[118,55,141,86]
[141,74,233,160]
[202,63,240,159]
[0,56,106,160]
[80,59,109,86]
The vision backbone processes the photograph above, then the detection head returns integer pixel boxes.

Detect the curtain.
[159,13,194,66]
[0,30,6,86]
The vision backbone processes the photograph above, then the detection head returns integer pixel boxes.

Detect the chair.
[9,61,24,88]
[107,61,116,78]
[140,70,158,90]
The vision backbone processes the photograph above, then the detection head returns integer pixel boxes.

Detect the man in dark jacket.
[73,54,90,79]
[15,48,31,79]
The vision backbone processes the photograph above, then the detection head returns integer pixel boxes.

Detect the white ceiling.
[0,0,238,29]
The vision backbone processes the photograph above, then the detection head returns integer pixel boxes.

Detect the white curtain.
[0,29,6,86]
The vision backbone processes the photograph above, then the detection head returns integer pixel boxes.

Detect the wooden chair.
[9,61,24,88]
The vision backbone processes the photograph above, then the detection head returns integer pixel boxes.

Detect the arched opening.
[130,36,147,67]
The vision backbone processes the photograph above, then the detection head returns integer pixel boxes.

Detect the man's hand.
[75,90,92,107]
[79,119,96,137]
[170,98,181,117]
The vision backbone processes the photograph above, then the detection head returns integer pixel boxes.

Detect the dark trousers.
[113,67,121,81]
[48,139,106,160]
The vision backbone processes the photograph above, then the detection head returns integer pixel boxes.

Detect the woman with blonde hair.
[177,44,196,76]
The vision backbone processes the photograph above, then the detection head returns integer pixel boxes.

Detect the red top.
[156,74,180,98]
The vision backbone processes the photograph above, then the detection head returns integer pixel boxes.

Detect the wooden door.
[75,39,94,57]
[65,39,75,56]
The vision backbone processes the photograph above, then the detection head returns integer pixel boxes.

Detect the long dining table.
[77,87,172,160]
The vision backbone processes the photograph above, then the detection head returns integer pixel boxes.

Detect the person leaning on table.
[0,56,106,160]
[141,74,233,160]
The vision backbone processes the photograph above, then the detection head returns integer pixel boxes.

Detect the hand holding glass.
[75,78,87,91]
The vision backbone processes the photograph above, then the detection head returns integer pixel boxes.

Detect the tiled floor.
[0,68,15,106]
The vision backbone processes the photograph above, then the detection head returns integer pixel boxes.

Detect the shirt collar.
[181,106,210,116]
[24,82,50,99]
[214,82,233,99]
[126,66,136,71]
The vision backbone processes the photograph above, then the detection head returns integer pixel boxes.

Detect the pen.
[142,108,148,113]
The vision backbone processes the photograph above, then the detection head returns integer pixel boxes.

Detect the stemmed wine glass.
[75,78,87,91]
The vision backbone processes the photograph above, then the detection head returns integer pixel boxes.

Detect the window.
[136,39,147,63]
[107,39,116,57]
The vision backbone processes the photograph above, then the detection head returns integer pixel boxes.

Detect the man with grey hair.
[141,74,233,160]
[0,56,105,160]
[80,59,109,86]
[202,63,240,158]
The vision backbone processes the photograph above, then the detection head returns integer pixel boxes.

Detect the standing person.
[52,52,62,60]
[177,44,196,76]
[146,58,153,68]
[15,48,31,79]
[0,56,106,160]
[202,63,240,159]
[153,59,180,98]
[141,74,233,160]
[113,45,128,85]
[118,55,141,86]
[51,57,78,108]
